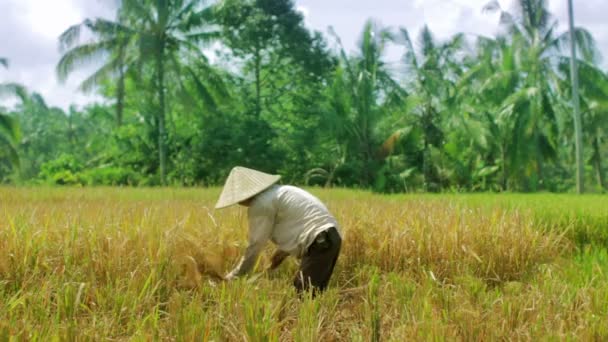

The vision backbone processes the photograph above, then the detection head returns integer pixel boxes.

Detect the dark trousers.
[293,227,341,294]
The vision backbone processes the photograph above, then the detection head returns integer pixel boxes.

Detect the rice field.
[1,187,607,340]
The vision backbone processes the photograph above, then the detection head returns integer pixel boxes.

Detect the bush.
[80,166,141,186]
[38,154,84,185]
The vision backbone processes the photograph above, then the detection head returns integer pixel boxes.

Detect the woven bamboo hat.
[215,166,281,209]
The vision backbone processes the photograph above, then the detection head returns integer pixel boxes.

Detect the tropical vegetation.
[0,0,606,193]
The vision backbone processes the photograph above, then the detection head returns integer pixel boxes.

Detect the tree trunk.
[501,143,508,191]
[116,46,125,127]
[592,132,605,190]
[156,44,167,186]
[254,45,261,117]
[531,106,544,191]
[423,141,429,192]
[422,103,432,192]
[116,68,125,127]
[68,112,75,152]
[362,136,372,187]
[568,0,585,193]
[536,135,544,191]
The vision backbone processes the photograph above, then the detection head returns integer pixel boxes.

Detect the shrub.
[38,154,84,185]
[81,166,141,186]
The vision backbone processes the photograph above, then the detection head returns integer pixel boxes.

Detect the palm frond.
[442,33,465,54]
[186,66,217,111]
[171,0,210,31]
[77,57,122,93]
[394,28,419,74]
[477,70,517,97]
[500,12,518,34]
[419,25,437,58]
[499,86,538,121]
[56,41,113,82]
[185,30,221,45]
[0,133,20,167]
[86,18,137,39]
[59,21,85,51]
[328,26,357,85]
[553,27,600,64]
[195,62,230,101]
[482,0,501,13]
[28,93,49,111]
[518,0,551,32]
[455,64,487,97]
[557,57,608,100]
[0,113,21,142]
[0,83,28,101]
[122,0,155,26]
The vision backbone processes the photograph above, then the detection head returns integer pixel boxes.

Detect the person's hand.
[269,250,289,271]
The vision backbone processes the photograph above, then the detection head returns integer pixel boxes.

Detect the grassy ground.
[1,187,607,340]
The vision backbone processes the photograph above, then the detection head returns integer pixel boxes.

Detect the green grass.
[0,187,607,340]
[386,193,608,248]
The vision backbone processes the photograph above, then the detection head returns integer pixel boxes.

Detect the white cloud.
[296,5,309,18]
[296,5,311,27]
[0,0,114,110]
[21,0,82,39]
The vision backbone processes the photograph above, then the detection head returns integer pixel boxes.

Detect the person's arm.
[225,208,274,279]
[268,249,290,270]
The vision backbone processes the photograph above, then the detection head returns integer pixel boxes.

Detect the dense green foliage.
[1,0,607,192]
[0,57,24,172]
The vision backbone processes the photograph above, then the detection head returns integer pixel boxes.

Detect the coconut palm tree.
[482,0,598,190]
[454,36,520,190]
[58,15,133,127]
[0,58,24,168]
[567,0,584,193]
[557,60,608,191]
[58,0,225,185]
[392,26,465,191]
[328,21,404,187]
[0,110,20,167]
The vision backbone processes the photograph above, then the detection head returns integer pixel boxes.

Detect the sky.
[1,0,607,110]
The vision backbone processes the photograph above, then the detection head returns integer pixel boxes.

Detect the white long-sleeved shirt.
[226,185,340,278]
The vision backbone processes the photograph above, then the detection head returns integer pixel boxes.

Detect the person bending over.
[216,166,342,294]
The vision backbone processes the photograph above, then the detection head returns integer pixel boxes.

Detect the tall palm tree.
[558,60,608,191]
[125,0,224,185]
[58,15,133,127]
[455,36,521,190]
[58,0,224,185]
[483,0,598,190]
[567,0,584,193]
[578,64,608,191]
[328,21,403,187]
[0,58,23,168]
[0,110,21,167]
[393,26,465,191]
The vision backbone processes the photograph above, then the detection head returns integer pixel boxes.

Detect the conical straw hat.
[215,166,281,209]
